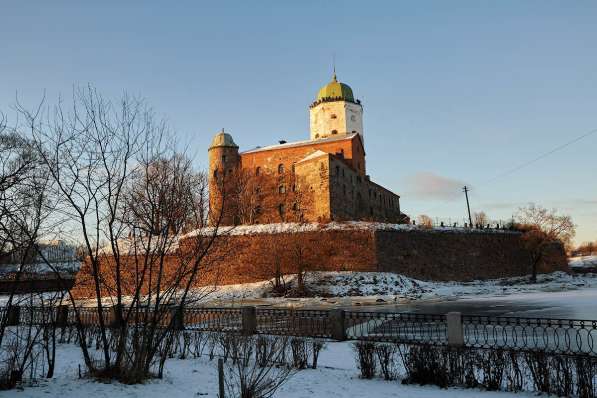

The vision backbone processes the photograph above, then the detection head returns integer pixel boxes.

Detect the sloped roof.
[241,133,359,154]
[296,150,329,164]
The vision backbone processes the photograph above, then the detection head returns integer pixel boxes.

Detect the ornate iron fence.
[184,307,242,332]
[345,311,447,344]
[2,305,597,356]
[255,308,331,338]
[463,315,597,355]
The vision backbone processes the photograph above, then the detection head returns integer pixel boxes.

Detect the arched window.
[331,130,338,135]
[278,164,284,174]
[279,185,286,194]
[292,202,298,211]
[255,166,260,176]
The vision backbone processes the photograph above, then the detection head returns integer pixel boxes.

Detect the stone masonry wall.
[375,230,568,281]
[72,225,569,298]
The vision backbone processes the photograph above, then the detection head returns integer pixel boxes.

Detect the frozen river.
[360,288,597,319]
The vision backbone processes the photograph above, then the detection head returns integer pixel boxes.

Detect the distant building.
[0,240,78,274]
[208,73,409,225]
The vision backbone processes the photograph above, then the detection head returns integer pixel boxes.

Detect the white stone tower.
[309,73,363,142]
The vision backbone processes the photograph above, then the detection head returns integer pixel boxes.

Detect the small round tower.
[208,129,240,225]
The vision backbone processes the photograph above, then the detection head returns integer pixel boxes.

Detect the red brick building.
[208,74,409,225]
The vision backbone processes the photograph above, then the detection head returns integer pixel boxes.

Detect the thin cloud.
[404,172,467,200]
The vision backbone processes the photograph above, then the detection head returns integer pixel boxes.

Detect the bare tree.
[416,214,433,229]
[516,204,575,282]
[473,211,488,228]
[16,87,224,383]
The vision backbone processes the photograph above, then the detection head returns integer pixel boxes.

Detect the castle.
[208,73,409,225]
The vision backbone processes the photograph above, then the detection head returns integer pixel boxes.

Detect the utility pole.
[463,186,473,227]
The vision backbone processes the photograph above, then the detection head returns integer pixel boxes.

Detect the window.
[255,205,262,214]
[255,166,260,176]
[278,164,284,174]
[278,204,285,216]
[343,185,346,196]
[292,203,298,211]
[291,163,295,174]
[279,185,286,194]
[331,114,337,119]
[315,133,320,138]
[331,130,338,135]
[352,130,357,134]
[213,169,218,178]
[335,165,340,176]
[222,155,227,162]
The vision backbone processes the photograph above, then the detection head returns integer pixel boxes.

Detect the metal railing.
[463,315,597,355]
[2,305,597,356]
[345,311,447,345]
[184,307,242,332]
[256,308,331,338]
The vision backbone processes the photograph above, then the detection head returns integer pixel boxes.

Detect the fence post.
[56,305,69,327]
[6,305,20,326]
[330,309,346,341]
[241,306,256,335]
[446,312,464,346]
[172,306,185,330]
[218,357,225,398]
[110,304,124,328]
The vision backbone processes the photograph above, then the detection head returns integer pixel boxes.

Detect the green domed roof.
[209,129,238,149]
[316,73,354,102]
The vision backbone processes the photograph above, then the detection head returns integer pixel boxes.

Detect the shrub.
[353,341,377,379]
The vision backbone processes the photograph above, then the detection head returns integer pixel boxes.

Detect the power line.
[477,127,597,188]
[419,126,597,215]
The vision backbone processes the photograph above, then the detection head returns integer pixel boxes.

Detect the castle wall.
[329,157,402,222]
[71,224,569,298]
[375,230,568,281]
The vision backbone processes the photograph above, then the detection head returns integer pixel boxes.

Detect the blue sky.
[1,1,596,243]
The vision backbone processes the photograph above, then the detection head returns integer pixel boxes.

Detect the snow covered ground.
[200,270,597,308]
[570,255,597,272]
[0,341,542,398]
